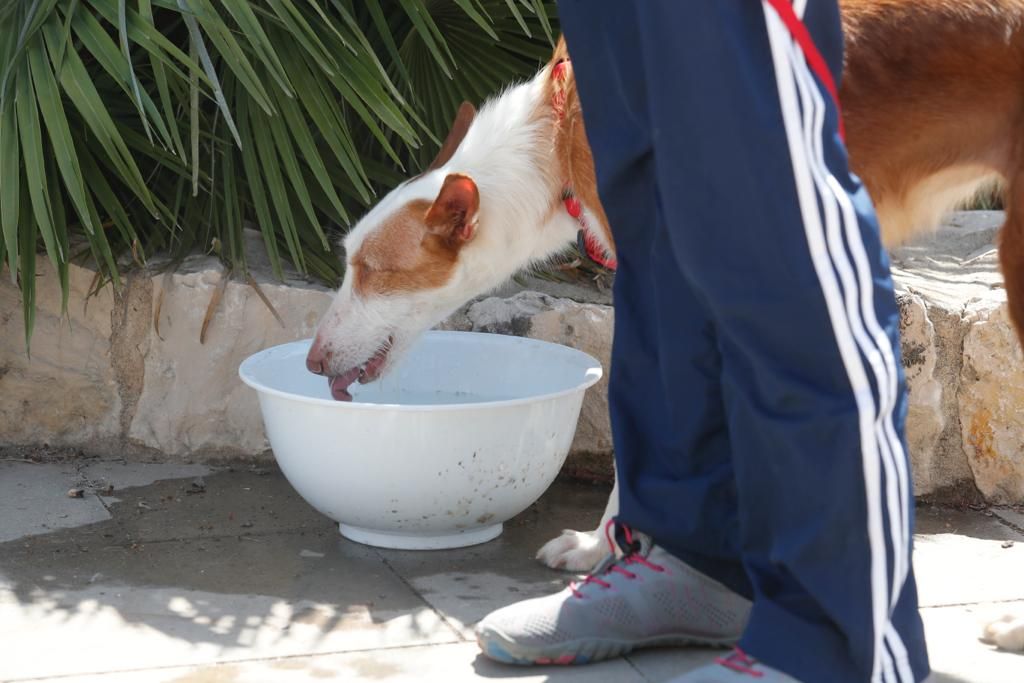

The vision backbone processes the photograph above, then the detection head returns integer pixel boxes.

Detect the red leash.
[764,0,846,141]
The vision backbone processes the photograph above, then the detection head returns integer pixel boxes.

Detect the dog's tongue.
[328,368,361,402]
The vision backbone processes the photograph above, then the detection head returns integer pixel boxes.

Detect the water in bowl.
[351,386,515,406]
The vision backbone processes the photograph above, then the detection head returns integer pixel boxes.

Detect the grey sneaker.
[670,648,803,681]
[475,525,752,665]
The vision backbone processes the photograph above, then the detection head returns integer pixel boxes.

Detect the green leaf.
[118,0,153,142]
[186,0,276,115]
[0,97,19,282]
[86,0,208,85]
[189,35,200,194]
[139,0,188,161]
[28,33,98,237]
[267,0,339,77]
[18,180,37,351]
[529,0,555,45]
[42,133,70,313]
[359,0,413,88]
[177,0,242,148]
[220,146,244,270]
[276,90,350,226]
[41,21,157,216]
[452,0,499,40]
[0,0,60,109]
[215,0,293,97]
[76,146,140,250]
[397,0,455,79]
[235,94,283,279]
[2,0,559,347]
[265,110,328,251]
[503,0,531,37]
[77,171,120,287]
[15,59,61,270]
[249,104,305,272]
[69,9,175,151]
[52,0,79,71]
[278,48,371,204]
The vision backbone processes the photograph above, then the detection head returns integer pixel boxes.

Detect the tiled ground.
[1,459,1021,682]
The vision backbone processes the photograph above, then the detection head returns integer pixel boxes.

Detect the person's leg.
[476,232,755,665]
[556,0,753,601]
[620,1,929,681]
[474,2,754,665]
[481,0,929,678]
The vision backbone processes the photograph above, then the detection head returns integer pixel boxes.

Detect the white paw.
[981,613,1024,651]
[535,529,608,571]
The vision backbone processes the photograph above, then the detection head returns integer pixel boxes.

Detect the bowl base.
[339,522,503,550]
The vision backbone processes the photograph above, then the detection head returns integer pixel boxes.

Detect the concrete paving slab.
[100,469,330,545]
[624,649,722,682]
[378,480,611,637]
[0,529,458,680]
[9,643,647,683]
[914,507,1024,608]
[80,461,211,490]
[992,507,1024,533]
[0,461,110,543]
[922,601,1024,683]
[916,505,1024,541]
[2,462,1024,682]
[0,460,212,545]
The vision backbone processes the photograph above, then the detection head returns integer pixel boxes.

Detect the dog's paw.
[981,614,1024,651]
[535,529,608,571]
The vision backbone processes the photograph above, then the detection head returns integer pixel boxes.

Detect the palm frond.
[0,0,559,346]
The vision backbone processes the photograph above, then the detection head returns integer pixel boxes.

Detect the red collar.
[563,190,618,270]
[552,59,617,271]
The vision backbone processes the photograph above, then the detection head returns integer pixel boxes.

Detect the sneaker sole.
[476,625,738,666]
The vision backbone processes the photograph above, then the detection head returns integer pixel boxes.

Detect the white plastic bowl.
[238,331,602,550]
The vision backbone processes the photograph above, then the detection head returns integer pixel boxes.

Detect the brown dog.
[552,1,1024,342]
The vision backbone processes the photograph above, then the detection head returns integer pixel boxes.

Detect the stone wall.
[2,214,1022,503]
[890,212,1024,503]
[1,242,332,460]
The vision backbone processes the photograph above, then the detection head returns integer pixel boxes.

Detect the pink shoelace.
[569,520,666,598]
[716,647,764,678]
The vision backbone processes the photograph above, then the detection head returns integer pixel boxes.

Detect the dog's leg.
[536,474,619,571]
[981,614,1024,651]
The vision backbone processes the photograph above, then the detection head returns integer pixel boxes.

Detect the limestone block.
[127,256,333,456]
[891,210,1011,500]
[0,261,121,446]
[898,292,946,495]
[959,301,1024,503]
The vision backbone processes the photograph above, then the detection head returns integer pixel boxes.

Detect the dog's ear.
[427,102,476,172]
[425,173,479,242]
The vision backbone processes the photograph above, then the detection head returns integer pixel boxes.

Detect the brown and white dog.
[305,0,1024,651]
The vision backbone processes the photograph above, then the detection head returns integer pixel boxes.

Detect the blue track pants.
[558,2,930,681]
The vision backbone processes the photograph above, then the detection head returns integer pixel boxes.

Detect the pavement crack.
[3,642,473,682]
[374,549,472,643]
[95,493,113,515]
[624,654,655,682]
[992,510,1024,536]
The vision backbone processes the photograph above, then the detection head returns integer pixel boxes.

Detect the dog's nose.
[306,341,329,375]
